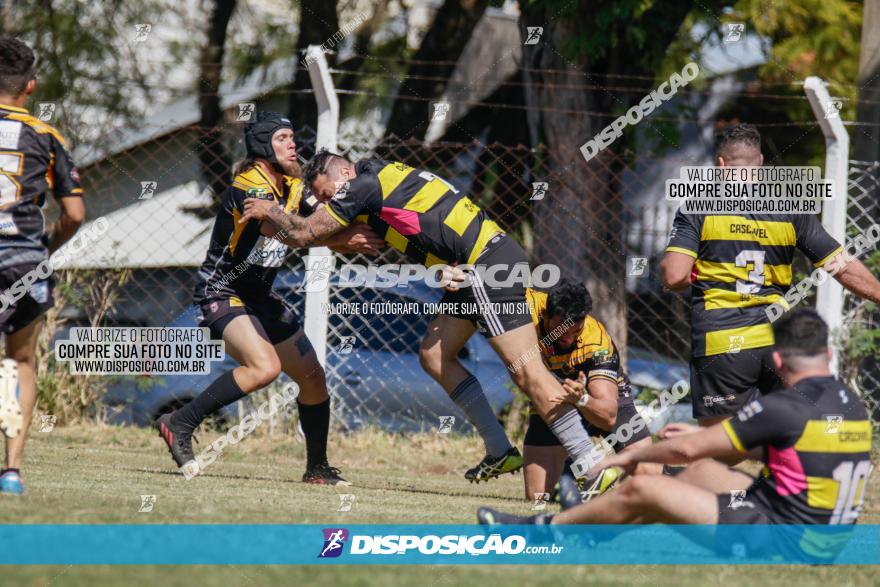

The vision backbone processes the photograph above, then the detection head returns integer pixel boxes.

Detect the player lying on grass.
[238,151,609,484]
[518,280,662,502]
[0,38,85,495]
[156,113,383,485]
[479,308,873,525]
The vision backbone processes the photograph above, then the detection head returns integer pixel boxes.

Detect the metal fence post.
[804,76,850,375]
[303,46,339,367]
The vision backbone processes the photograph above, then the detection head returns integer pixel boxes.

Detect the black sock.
[298,399,330,469]
[172,371,246,432]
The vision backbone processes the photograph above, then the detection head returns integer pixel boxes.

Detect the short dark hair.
[0,37,35,97]
[773,308,828,357]
[304,149,351,185]
[546,278,592,323]
[715,123,761,159]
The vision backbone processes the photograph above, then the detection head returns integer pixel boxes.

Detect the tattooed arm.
[240,198,343,249]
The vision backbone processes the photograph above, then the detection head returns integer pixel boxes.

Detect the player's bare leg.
[274,331,349,485]
[523,444,566,499]
[671,457,752,493]
[622,438,664,476]
[1,318,41,494]
[420,313,520,482]
[488,324,601,478]
[158,315,281,471]
[419,313,476,392]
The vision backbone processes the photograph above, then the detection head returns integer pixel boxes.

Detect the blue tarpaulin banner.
[2,524,878,565]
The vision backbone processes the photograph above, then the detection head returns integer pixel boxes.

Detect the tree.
[0,1,177,147]
[196,0,237,202]
[855,0,880,163]
[384,0,490,140]
[287,0,339,135]
[520,0,695,357]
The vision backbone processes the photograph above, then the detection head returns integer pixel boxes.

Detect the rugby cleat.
[0,359,22,439]
[0,470,24,495]
[303,463,351,486]
[465,447,524,483]
[156,413,196,470]
[557,468,584,511]
[477,506,553,525]
[577,466,623,502]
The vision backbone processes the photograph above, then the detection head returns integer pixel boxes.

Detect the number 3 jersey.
[666,212,842,357]
[722,376,873,524]
[193,164,305,304]
[0,104,83,270]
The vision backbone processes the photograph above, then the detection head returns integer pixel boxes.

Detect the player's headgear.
[244,111,294,171]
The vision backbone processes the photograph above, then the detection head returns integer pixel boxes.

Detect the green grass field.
[2,425,879,586]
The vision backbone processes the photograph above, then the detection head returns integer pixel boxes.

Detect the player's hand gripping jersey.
[193,165,307,304]
[666,212,842,357]
[722,376,872,525]
[323,158,503,267]
[0,103,82,269]
[523,289,650,450]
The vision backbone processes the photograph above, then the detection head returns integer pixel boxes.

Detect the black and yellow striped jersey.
[0,103,82,270]
[666,212,842,357]
[723,376,873,524]
[324,159,503,267]
[526,288,633,399]
[193,165,304,303]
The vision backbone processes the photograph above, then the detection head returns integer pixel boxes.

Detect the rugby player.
[238,151,608,483]
[0,38,85,495]
[156,113,383,485]
[478,309,874,527]
[661,123,880,425]
[520,279,661,502]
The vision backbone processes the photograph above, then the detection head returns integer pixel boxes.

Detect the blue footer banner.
[2,524,879,565]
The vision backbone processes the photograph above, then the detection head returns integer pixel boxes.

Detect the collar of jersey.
[0,103,28,113]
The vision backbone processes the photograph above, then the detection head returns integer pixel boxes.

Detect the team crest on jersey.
[246,187,272,200]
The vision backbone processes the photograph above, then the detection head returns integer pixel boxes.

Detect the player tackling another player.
[156,113,382,484]
[519,280,661,502]
[0,38,85,495]
[478,309,874,527]
[238,151,610,484]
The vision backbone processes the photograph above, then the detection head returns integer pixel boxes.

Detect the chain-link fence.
[61,122,695,433]
[841,160,880,426]
[47,121,878,435]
